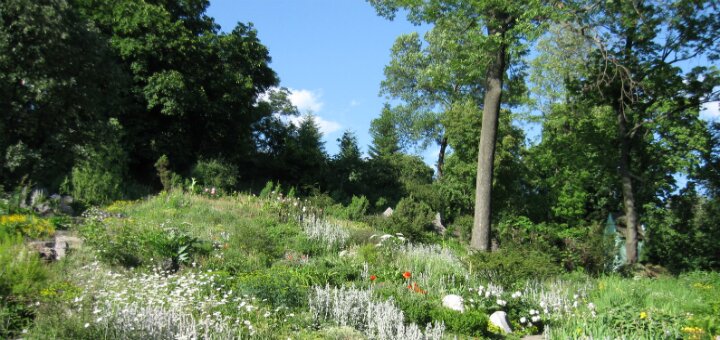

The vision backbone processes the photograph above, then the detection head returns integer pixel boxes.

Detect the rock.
[489,311,512,334]
[382,207,393,217]
[432,212,446,234]
[59,195,74,215]
[29,231,83,261]
[53,232,83,259]
[442,294,464,313]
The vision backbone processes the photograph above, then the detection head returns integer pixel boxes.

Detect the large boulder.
[489,311,512,334]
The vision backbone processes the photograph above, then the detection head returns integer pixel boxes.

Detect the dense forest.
[2,0,719,273]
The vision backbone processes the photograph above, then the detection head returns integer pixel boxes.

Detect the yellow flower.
[639,311,647,319]
[681,326,704,334]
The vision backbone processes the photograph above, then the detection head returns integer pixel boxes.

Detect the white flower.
[512,291,522,298]
[264,312,271,318]
[84,323,90,328]
[520,317,527,324]
[531,315,540,323]
[588,302,595,310]
[96,317,103,323]
[496,299,507,306]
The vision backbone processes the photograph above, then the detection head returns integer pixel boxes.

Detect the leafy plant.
[191,158,239,193]
[470,248,561,288]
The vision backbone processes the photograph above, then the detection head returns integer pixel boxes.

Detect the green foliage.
[368,105,401,159]
[235,265,308,307]
[645,188,720,272]
[469,248,561,288]
[0,235,47,299]
[191,158,239,193]
[0,214,55,239]
[342,196,370,221]
[0,235,48,338]
[81,218,209,269]
[71,120,128,205]
[154,155,174,192]
[431,308,488,337]
[386,196,434,241]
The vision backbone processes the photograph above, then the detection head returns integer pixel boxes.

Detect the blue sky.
[207,1,720,165]
[207,0,429,159]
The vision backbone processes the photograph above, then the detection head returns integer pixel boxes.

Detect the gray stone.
[59,195,74,215]
[382,207,393,217]
[29,231,83,261]
[489,311,512,334]
[432,212,446,234]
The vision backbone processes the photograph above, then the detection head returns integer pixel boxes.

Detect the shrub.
[0,235,48,338]
[449,215,473,241]
[71,121,128,204]
[191,159,239,193]
[430,308,488,337]
[343,195,369,220]
[235,265,308,307]
[387,196,434,241]
[0,214,55,239]
[469,248,562,288]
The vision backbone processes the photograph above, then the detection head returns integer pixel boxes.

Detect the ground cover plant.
[0,189,716,339]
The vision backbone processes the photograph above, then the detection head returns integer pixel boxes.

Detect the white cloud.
[350,99,360,107]
[288,88,324,113]
[289,115,342,135]
[701,101,719,121]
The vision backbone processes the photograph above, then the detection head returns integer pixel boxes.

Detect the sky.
[207,0,429,159]
[207,1,720,165]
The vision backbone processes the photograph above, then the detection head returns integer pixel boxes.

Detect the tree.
[284,114,328,191]
[329,130,364,201]
[368,0,555,250]
[75,0,279,185]
[368,105,402,159]
[0,0,125,188]
[381,27,485,177]
[561,0,720,264]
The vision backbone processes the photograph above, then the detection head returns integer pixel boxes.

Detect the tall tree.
[0,0,125,188]
[381,26,485,177]
[75,0,279,185]
[564,0,720,263]
[369,0,555,250]
[368,105,402,159]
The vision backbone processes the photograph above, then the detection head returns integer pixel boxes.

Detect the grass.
[1,190,718,339]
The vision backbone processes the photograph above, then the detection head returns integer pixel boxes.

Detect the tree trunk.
[617,111,639,264]
[437,135,448,178]
[470,40,507,251]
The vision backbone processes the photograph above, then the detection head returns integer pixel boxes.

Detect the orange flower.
[402,271,412,279]
[370,275,377,281]
[407,282,427,294]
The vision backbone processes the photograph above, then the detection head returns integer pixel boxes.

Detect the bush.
[343,195,369,220]
[191,159,239,193]
[386,196,434,241]
[71,120,127,205]
[449,215,473,241]
[235,265,308,307]
[0,235,48,338]
[430,308,488,337]
[469,248,562,288]
[0,214,55,239]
